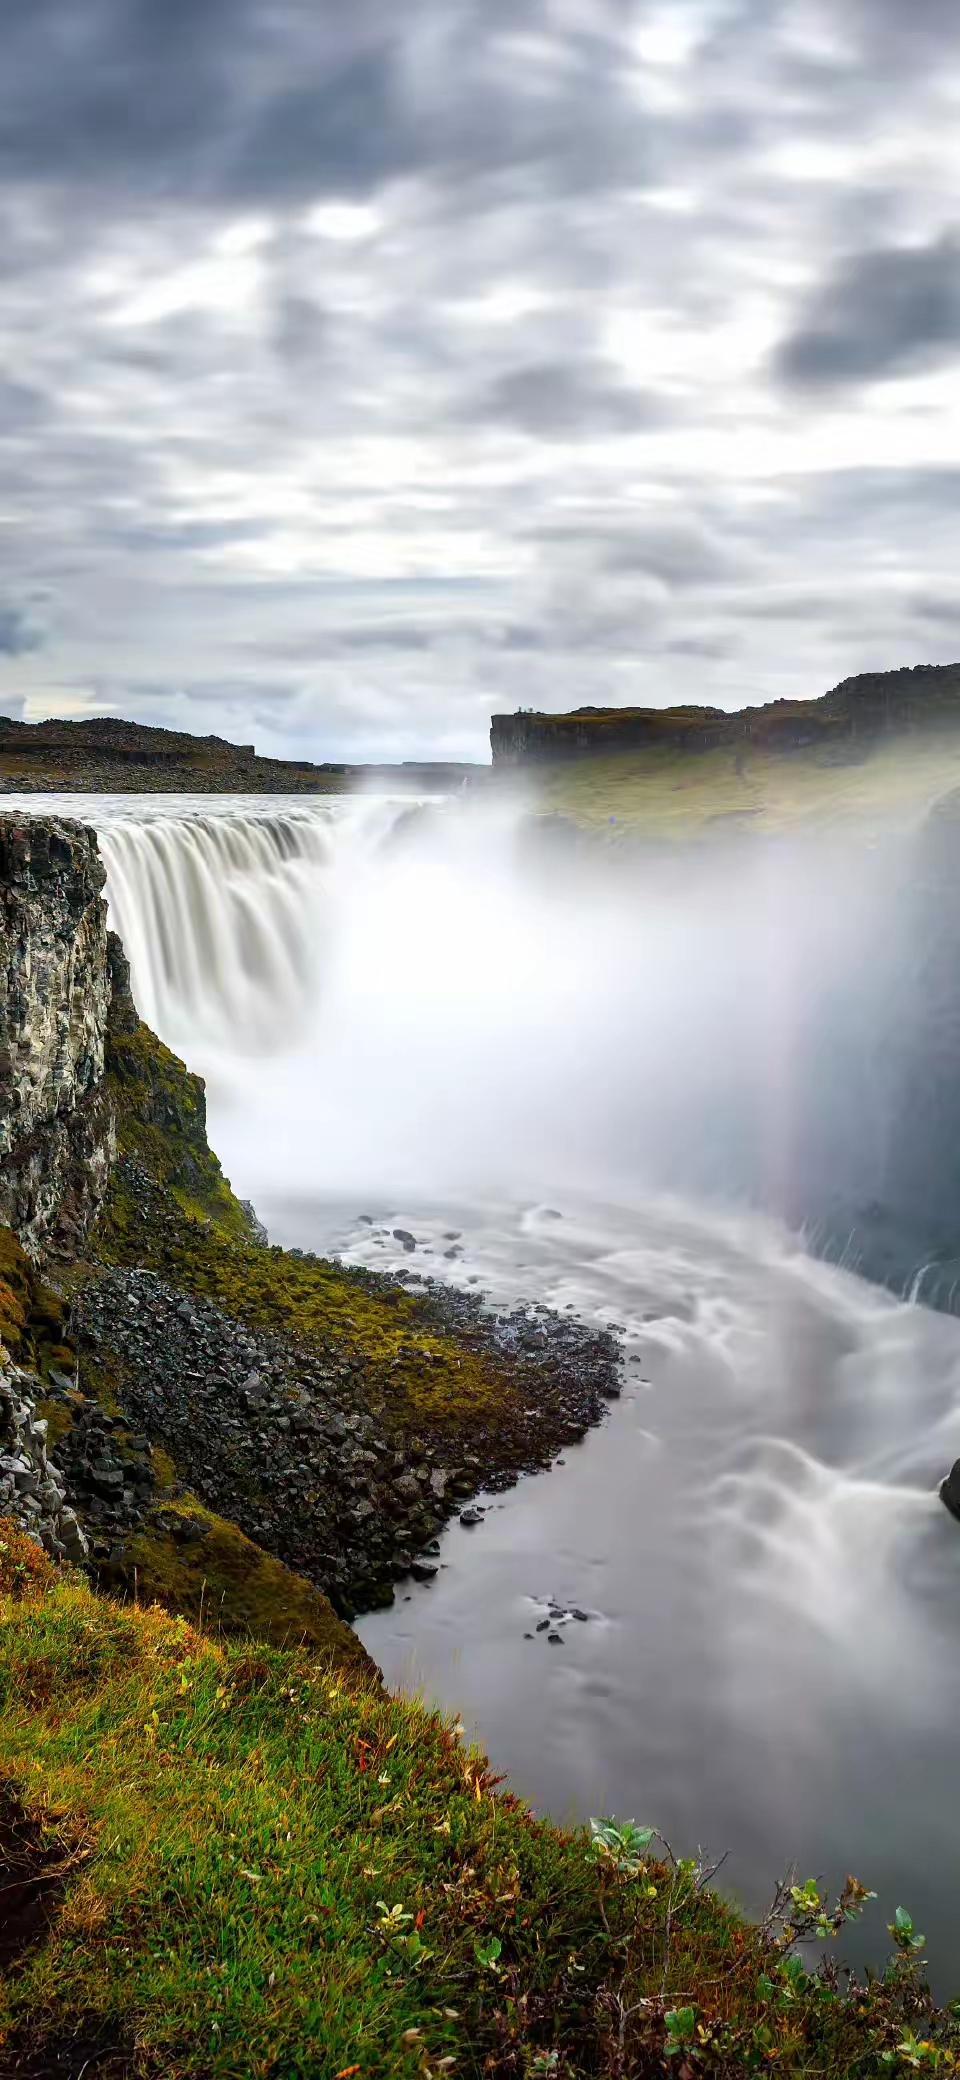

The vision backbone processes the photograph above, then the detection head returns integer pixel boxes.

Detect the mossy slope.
[105,1024,254,1243]
[1,1535,957,2080]
[0,1227,73,1375]
[94,1022,536,1445]
[101,1494,377,1672]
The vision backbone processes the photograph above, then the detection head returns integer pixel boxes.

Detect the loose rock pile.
[0,1368,87,1563]
[45,1379,157,1554]
[74,1266,622,1616]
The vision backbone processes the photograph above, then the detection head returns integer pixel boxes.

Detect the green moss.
[0,1226,73,1375]
[33,1397,76,1452]
[99,1177,524,1436]
[101,1495,376,1674]
[106,1024,254,1242]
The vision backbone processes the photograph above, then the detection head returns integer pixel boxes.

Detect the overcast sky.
[1,0,960,763]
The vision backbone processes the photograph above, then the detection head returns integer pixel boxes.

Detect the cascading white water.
[96,800,335,1048]
[10,788,960,1978]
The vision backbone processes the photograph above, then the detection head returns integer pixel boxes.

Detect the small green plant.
[374,1900,434,1968]
[663,2004,697,2057]
[890,1906,927,1955]
[474,1934,503,1972]
[588,1817,657,1877]
[881,2032,944,2069]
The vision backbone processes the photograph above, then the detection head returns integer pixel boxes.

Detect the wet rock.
[411,1559,438,1582]
[940,1459,960,1521]
[459,1507,484,1528]
[393,1229,417,1251]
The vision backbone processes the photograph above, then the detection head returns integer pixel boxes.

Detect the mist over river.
[16,790,960,1981]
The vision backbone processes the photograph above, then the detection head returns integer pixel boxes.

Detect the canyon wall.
[491,661,960,764]
[0,814,116,1254]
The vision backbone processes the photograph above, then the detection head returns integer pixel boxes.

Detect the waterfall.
[80,794,418,1053]
[9,784,960,1977]
[98,805,332,1048]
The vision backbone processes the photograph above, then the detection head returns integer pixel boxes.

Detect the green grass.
[532,730,960,843]
[2,1531,959,2079]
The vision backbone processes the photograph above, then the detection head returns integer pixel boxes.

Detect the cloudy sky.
[1,0,960,763]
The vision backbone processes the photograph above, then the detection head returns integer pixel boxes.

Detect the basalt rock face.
[0,815,115,1255]
[0,1364,88,1563]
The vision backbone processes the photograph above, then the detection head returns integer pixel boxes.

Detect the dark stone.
[940,1459,960,1522]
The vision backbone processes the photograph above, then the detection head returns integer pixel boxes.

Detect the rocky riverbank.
[65,1251,619,1617]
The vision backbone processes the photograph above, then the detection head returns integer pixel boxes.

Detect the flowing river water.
[12,791,960,1980]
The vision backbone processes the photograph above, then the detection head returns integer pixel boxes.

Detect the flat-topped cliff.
[0,714,481,794]
[491,661,960,764]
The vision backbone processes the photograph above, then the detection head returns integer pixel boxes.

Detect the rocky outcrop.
[491,661,960,765]
[0,1364,87,1563]
[0,816,116,1255]
[73,1223,620,1616]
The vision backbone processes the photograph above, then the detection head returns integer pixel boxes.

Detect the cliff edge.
[491,660,960,764]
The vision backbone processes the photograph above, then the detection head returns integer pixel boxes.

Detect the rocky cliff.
[491,660,960,764]
[0,815,116,1254]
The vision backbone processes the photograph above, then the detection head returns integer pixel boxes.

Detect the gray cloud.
[0,1,648,207]
[776,236,960,389]
[466,359,666,440]
[0,0,958,759]
[0,602,45,655]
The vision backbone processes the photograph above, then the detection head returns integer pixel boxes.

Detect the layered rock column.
[0,815,116,1254]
